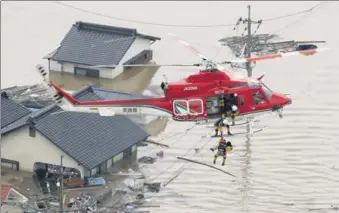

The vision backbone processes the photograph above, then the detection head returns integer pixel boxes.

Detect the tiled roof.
[1,90,149,170]
[1,85,151,135]
[1,92,31,129]
[33,110,149,170]
[72,85,104,101]
[48,21,160,67]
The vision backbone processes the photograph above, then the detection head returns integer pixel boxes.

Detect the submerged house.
[1,91,149,178]
[44,21,161,79]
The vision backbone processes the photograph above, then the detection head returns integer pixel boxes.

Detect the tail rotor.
[36,64,65,105]
[36,64,48,82]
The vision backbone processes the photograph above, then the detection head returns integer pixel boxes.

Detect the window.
[173,100,188,115]
[252,91,266,105]
[188,99,203,115]
[261,83,273,100]
[239,95,245,106]
[74,67,99,78]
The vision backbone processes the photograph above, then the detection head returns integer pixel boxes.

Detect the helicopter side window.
[252,91,266,105]
[239,95,245,106]
[261,84,272,101]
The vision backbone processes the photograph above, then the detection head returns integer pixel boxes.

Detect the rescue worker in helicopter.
[225,94,239,126]
[211,137,233,166]
[229,105,239,126]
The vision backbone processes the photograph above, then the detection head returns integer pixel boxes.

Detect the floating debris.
[137,142,149,147]
[156,151,164,158]
[68,194,98,212]
[144,183,161,193]
[138,157,157,164]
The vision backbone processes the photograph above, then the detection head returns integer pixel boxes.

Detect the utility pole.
[59,155,64,213]
[235,5,262,77]
[246,5,253,77]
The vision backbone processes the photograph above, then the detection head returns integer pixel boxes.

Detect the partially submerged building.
[1,91,149,178]
[45,21,161,79]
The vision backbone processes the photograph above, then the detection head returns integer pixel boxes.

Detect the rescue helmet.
[232,105,238,111]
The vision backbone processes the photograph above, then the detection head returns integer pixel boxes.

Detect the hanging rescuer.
[211,137,233,166]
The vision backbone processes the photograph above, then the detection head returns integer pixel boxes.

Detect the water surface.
[2,1,339,213]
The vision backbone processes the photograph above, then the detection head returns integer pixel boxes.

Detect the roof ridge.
[75,21,137,36]
[71,84,94,98]
[29,103,60,121]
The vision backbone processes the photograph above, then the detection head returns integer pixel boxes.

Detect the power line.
[270,1,329,34]
[264,1,327,22]
[53,1,326,28]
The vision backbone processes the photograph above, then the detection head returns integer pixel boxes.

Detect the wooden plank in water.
[177,157,237,178]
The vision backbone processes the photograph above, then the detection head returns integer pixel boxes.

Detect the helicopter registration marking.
[184,86,198,91]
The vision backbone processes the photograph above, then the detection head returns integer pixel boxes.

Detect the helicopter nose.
[276,93,292,106]
[271,93,292,110]
[285,96,292,105]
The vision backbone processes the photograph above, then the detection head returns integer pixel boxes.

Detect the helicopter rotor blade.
[89,63,202,69]
[168,33,209,61]
[219,47,329,64]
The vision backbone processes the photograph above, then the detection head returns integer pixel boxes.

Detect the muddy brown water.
[2,1,339,213]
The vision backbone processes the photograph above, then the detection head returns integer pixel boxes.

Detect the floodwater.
[2,1,339,213]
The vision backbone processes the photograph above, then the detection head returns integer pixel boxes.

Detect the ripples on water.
[139,66,339,213]
[3,1,339,212]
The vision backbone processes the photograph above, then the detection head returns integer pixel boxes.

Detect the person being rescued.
[211,137,233,166]
[214,115,232,136]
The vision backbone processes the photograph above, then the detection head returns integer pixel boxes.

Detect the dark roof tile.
[1,92,31,129]
[34,112,149,169]
[72,85,103,101]
[49,21,160,67]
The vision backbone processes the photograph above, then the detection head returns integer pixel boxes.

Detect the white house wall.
[113,153,124,163]
[132,145,137,152]
[50,60,62,72]
[119,36,152,66]
[1,127,85,177]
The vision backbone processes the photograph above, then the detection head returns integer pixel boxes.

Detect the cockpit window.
[261,83,272,100]
[252,91,266,105]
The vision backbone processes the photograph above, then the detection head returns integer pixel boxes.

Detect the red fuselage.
[51,69,292,122]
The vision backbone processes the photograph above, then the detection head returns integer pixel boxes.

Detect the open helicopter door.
[172,98,206,121]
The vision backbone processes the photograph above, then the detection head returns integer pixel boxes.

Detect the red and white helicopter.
[36,33,327,135]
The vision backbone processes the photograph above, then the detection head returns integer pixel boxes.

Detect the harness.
[218,142,233,155]
[218,142,227,155]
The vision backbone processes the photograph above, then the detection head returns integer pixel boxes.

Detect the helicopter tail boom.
[36,64,172,117]
[49,81,172,116]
